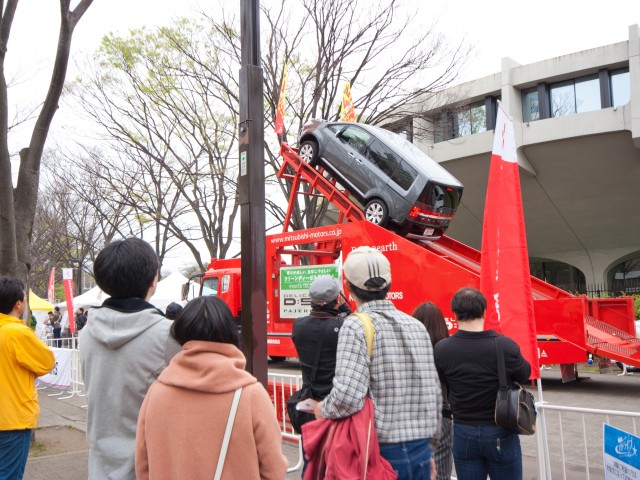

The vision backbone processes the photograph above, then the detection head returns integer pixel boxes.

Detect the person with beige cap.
[315,246,442,480]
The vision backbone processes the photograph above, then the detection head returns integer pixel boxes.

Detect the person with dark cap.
[291,276,351,432]
[165,302,183,320]
[316,246,442,480]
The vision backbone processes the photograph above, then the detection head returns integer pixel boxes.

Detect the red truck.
[193,144,640,369]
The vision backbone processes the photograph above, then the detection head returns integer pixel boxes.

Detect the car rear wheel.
[299,140,318,165]
[364,199,388,226]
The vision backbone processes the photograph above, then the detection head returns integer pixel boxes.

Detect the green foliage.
[634,294,640,320]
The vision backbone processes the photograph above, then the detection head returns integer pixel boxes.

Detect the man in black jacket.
[435,287,531,480]
[292,276,351,422]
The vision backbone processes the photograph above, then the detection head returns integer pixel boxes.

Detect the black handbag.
[286,386,316,434]
[494,337,537,435]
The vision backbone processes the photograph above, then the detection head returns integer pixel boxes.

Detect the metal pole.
[239,0,267,387]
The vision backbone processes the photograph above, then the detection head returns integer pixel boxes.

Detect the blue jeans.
[380,438,431,480]
[452,423,522,480]
[0,429,32,480]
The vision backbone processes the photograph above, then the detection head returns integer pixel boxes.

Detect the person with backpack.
[316,246,442,479]
[75,308,87,331]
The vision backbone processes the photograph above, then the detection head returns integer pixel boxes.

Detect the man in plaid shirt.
[315,246,442,479]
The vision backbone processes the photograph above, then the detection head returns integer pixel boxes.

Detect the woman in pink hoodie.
[135,296,288,479]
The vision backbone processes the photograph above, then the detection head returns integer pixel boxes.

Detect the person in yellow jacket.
[0,276,55,480]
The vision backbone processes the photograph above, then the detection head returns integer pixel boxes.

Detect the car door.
[323,125,373,195]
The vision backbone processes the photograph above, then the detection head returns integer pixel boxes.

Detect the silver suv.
[298,120,463,239]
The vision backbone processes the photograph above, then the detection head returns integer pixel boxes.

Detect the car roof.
[325,121,463,188]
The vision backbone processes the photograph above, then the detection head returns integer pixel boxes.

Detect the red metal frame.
[199,143,640,367]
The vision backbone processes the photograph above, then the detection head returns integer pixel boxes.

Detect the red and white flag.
[47,267,56,303]
[62,268,76,334]
[480,102,539,379]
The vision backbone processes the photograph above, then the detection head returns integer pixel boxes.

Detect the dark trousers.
[0,429,32,480]
[379,437,431,479]
[452,423,522,480]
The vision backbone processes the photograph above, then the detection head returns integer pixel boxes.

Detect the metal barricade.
[535,402,640,480]
[267,372,304,473]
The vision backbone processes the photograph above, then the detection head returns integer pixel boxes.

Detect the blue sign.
[604,423,640,480]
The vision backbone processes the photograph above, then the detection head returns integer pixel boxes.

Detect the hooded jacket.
[135,341,288,480]
[79,298,181,480]
[0,313,55,430]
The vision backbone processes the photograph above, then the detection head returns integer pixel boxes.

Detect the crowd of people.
[292,246,531,480]
[0,237,531,480]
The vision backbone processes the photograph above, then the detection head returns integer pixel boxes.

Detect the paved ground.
[25,365,640,479]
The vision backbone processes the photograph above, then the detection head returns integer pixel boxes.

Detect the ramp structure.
[274,143,640,368]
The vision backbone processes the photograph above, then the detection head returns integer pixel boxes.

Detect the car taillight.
[409,206,420,218]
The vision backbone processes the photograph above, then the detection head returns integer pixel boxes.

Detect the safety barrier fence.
[534,401,640,480]
[36,340,305,473]
[267,372,304,473]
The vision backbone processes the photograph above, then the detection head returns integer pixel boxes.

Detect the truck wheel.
[269,356,287,362]
[299,140,318,166]
[364,199,388,226]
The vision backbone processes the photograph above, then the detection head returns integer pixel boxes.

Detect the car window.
[391,161,417,191]
[326,124,343,134]
[338,126,371,155]
[365,139,399,177]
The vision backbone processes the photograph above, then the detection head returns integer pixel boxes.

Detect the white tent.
[55,285,111,310]
[149,271,188,312]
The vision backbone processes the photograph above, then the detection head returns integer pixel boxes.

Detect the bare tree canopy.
[0,0,94,277]
[63,0,470,264]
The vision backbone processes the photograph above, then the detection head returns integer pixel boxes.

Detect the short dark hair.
[451,287,487,321]
[93,238,159,299]
[171,296,239,347]
[412,302,450,346]
[165,302,183,320]
[0,276,25,314]
[347,280,390,303]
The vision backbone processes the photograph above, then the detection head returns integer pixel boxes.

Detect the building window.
[575,75,601,113]
[530,260,586,293]
[432,96,498,143]
[522,88,539,122]
[550,75,600,117]
[610,69,630,107]
[383,119,413,142]
[455,101,486,137]
[608,255,640,294]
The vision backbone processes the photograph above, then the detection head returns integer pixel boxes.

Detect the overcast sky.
[7,0,639,271]
[11,0,639,81]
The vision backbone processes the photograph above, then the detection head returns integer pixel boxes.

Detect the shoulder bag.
[494,337,536,435]
[287,320,332,434]
[214,386,242,480]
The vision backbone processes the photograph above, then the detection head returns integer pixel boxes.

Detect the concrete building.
[392,25,640,293]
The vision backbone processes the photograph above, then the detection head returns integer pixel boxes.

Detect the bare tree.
[0,0,94,278]
[31,165,110,296]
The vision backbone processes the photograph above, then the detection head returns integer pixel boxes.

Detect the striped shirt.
[321,300,442,443]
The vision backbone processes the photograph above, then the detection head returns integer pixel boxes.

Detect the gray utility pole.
[238,0,267,387]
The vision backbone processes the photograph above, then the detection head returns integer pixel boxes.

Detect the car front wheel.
[364,199,388,226]
[298,140,318,165]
